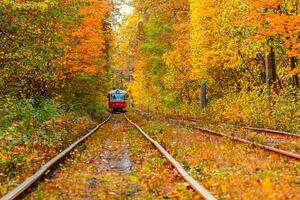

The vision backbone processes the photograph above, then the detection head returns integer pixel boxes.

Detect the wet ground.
[99,119,132,174]
[25,114,199,199]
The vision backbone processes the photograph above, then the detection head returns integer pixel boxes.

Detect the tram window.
[112,94,125,101]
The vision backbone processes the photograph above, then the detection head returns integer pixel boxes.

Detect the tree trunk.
[291,57,299,88]
[201,83,207,109]
[265,46,277,87]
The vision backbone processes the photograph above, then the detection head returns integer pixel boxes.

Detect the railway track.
[133,109,300,160]
[1,114,216,200]
[126,111,300,198]
[1,115,112,200]
[243,127,300,138]
[180,117,300,158]
[232,126,300,154]
[195,127,300,160]
[172,117,300,143]
[176,119,300,160]
[125,115,216,199]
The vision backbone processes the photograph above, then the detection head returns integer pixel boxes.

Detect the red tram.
[107,89,128,113]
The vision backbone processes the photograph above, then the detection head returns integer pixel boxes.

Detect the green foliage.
[0,98,59,132]
[182,160,190,169]
[162,94,179,109]
[0,97,96,193]
[139,16,173,90]
[60,72,111,119]
[141,17,172,55]
[0,0,80,98]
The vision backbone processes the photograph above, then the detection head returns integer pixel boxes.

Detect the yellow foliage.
[262,177,274,195]
[189,0,244,95]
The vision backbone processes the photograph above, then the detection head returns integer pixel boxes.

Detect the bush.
[0,97,96,195]
[204,88,300,132]
[139,87,300,133]
[0,98,60,133]
[60,73,109,119]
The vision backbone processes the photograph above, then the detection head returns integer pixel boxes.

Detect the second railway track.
[178,119,300,160]
[195,127,300,160]
[133,109,300,160]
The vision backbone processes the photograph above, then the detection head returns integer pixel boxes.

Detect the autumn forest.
[0,0,300,199]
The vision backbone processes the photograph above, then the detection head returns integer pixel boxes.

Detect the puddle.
[99,119,132,174]
[88,177,98,189]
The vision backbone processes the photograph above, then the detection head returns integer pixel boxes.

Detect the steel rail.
[1,115,112,200]
[243,127,300,138]
[125,115,217,200]
[132,109,300,156]
[195,127,300,160]
[139,109,299,139]
[180,117,300,139]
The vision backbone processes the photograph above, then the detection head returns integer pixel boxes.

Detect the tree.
[0,0,113,99]
[65,0,112,75]
[0,0,78,98]
[244,0,300,88]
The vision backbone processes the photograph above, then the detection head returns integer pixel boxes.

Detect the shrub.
[204,88,300,132]
[0,97,96,195]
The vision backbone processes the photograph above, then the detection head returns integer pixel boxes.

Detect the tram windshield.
[111,93,125,101]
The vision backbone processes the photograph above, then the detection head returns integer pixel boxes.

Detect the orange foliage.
[65,0,111,75]
[245,0,300,57]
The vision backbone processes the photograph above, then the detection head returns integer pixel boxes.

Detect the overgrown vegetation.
[0,0,299,197]
[0,0,113,195]
[0,98,97,195]
[116,0,300,132]
[151,87,300,133]
[130,113,300,199]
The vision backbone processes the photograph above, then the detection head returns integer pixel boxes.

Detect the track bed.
[24,115,199,199]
